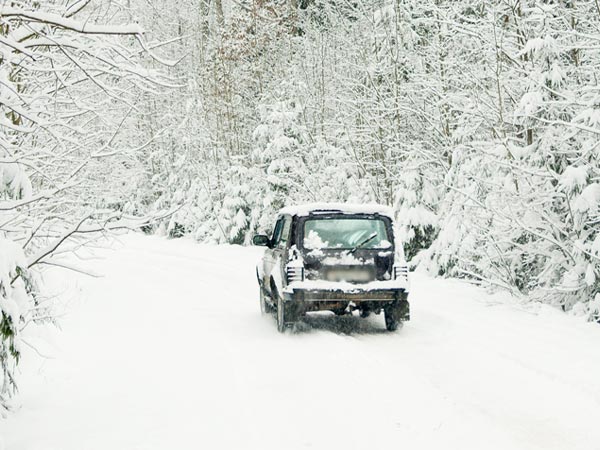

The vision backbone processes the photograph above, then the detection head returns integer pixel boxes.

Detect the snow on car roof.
[279,203,395,218]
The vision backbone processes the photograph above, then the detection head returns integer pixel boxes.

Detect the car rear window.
[303,217,391,250]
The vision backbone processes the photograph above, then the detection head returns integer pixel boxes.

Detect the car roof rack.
[308,209,344,215]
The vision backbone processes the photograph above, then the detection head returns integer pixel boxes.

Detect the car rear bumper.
[283,279,408,301]
[282,286,409,320]
[284,287,407,302]
[278,280,409,319]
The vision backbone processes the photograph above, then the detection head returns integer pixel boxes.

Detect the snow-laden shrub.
[394,170,439,262]
[0,238,37,411]
[0,163,32,201]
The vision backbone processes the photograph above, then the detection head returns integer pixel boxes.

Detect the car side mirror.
[252,234,270,247]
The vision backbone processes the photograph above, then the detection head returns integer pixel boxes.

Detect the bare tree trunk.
[215,0,224,28]
[198,0,211,65]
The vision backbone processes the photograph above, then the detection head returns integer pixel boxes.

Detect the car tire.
[384,305,401,331]
[333,308,346,316]
[259,288,267,315]
[384,310,400,331]
[276,294,286,333]
[384,300,408,331]
[259,287,273,315]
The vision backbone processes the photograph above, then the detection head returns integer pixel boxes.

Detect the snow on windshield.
[302,218,390,250]
[304,229,329,249]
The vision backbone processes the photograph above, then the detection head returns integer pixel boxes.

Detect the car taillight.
[393,264,408,281]
[286,265,305,283]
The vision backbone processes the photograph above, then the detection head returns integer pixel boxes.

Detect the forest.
[1,0,600,408]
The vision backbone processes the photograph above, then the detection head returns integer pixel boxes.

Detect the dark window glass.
[271,218,283,245]
[303,218,390,250]
[279,217,291,247]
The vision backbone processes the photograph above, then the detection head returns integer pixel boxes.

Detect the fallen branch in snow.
[37,260,103,278]
[25,209,179,273]
[20,338,55,360]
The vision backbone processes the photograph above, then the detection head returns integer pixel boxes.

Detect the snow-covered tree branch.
[0,0,172,410]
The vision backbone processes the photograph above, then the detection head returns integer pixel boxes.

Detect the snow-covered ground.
[2,233,600,450]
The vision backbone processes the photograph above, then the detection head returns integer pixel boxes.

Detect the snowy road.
[2,234,600,450]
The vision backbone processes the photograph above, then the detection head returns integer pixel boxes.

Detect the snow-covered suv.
[253,203,410,332]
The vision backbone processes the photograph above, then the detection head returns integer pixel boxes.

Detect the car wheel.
[259,287,272,315]
[385,299,409,331]
[384,309,400,331]
[333,307,346,316]
[276,294,286,333]
[260,288,267,315]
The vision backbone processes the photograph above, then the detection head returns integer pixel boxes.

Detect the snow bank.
[3,234,600,450]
